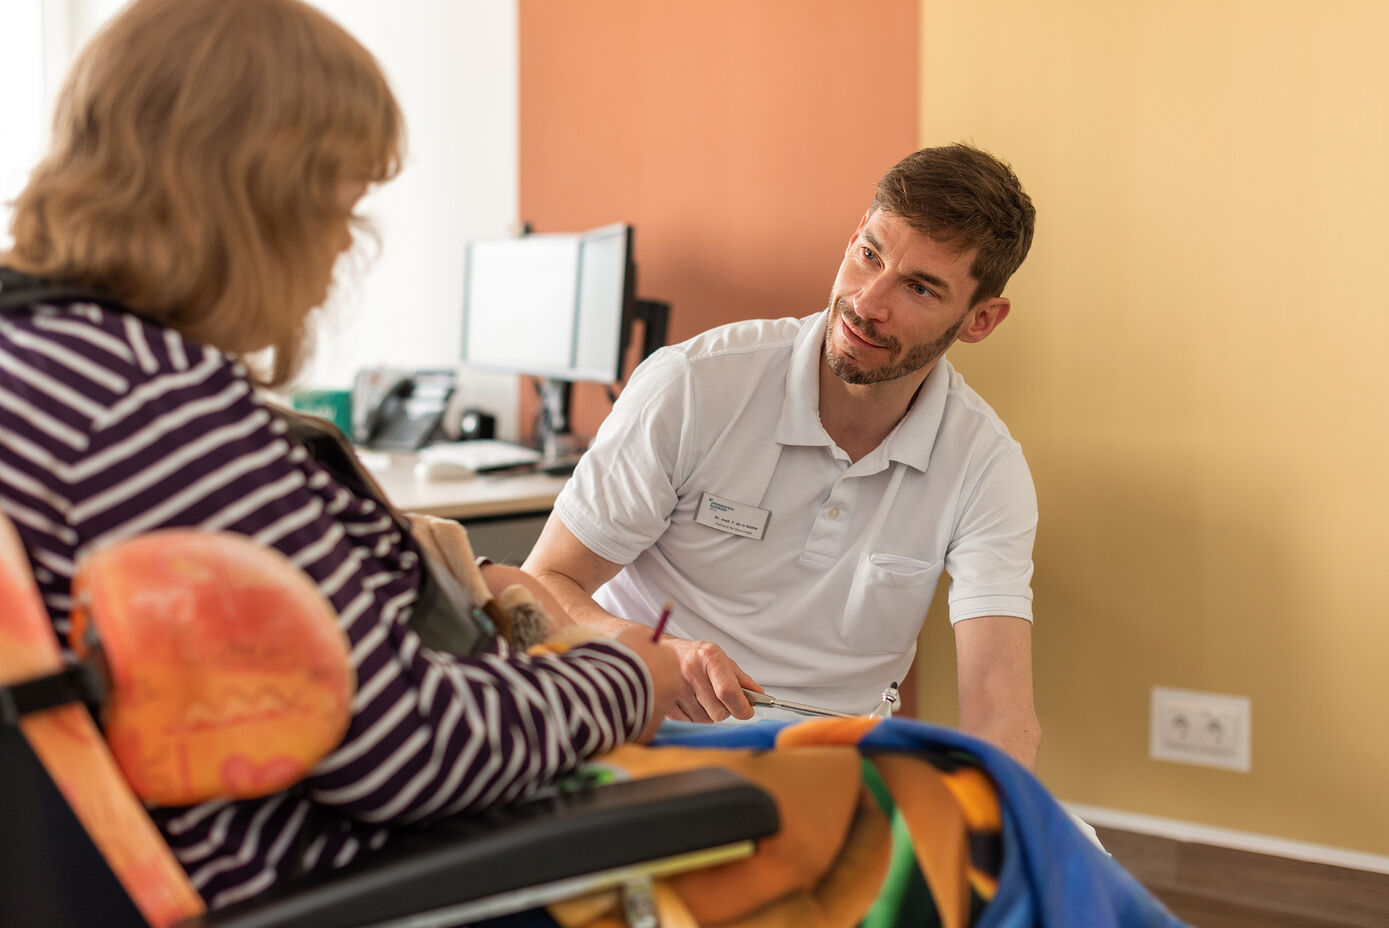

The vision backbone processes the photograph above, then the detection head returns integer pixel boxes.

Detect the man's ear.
[957,297,1010,344]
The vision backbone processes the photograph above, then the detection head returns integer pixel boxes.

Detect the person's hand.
[662,637,762,723]
[611,626,681,742]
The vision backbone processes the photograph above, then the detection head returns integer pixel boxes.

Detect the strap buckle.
[0,654,109,728]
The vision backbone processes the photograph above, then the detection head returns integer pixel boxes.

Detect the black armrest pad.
[191,768,778,928]
[1,728,146,928]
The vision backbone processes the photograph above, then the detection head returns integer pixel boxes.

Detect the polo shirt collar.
[776,310,949,473]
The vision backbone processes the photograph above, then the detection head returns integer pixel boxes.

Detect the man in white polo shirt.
[524,143,1040,769]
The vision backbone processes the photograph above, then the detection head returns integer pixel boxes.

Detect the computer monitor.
[461,222,634,384]
[460,222,664,458]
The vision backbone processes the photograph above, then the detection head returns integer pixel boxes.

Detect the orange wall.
[518,0,919,441]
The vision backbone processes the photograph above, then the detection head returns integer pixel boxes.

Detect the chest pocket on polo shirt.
[840,553,944,654]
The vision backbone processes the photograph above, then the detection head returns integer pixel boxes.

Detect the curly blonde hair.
[3,0,404,386]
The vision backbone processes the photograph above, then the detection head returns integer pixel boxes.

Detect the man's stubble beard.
[823,298,967,386]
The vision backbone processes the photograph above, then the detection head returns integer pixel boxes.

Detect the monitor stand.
[535,378,586,473]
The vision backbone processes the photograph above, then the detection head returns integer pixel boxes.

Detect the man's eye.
[911,282,934,298]
[860,246,879,263]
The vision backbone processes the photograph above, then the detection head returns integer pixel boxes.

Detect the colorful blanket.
[551,716,1188,928]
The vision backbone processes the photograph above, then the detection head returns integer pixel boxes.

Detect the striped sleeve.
[0,301,654,906]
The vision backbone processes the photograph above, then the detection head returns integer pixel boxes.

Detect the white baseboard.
[1063,802,1389,875]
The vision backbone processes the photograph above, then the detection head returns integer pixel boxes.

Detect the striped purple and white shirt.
[0,296,653,908]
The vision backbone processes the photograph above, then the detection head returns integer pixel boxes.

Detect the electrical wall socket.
[1150,686,1251,772]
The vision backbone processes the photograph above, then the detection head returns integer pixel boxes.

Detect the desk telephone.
[354,369,455,451]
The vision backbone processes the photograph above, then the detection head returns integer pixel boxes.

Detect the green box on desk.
[290,389,353,436]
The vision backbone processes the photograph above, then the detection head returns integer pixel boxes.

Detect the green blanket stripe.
[860,758,943,928]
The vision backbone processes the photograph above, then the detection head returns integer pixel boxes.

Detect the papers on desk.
[356,450,392,473]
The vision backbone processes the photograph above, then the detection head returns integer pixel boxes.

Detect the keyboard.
[417,439,544,473]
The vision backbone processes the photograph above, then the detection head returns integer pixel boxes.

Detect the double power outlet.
[1149,686,1251,772]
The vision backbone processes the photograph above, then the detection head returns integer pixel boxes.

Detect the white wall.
[3,0,524,438]
[0,1,49,245]
[300,0,523,437]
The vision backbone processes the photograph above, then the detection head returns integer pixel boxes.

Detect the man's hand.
[662,637,763,722]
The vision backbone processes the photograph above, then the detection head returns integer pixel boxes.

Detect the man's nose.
[852,275,893,322]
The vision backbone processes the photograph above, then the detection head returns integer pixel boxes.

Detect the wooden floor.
[1154,889,1357,928]
[1096,825,1389,928]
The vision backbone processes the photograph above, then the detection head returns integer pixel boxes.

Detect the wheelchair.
[0,519,777,928]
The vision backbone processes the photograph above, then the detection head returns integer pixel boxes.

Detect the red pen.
[651,600,674,642]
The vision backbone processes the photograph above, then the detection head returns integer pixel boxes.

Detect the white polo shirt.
[553,311,1036,714]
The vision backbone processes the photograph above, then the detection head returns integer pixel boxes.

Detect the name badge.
[695,491,771,540]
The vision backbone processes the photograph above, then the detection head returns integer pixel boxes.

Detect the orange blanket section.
[552,717,1001,928]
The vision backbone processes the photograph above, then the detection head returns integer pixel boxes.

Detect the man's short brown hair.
[873,143,1035,306]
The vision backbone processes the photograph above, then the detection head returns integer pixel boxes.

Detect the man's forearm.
[528,567,645,638]
[953,615,1039,771]
[961,712,1041,772]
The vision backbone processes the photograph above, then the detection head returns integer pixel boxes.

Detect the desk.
[366,452,568,519]
[365,452,569,563]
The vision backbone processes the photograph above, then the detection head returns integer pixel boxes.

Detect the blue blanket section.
[653,718,1189,928]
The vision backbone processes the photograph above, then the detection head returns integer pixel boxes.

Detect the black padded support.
[0,726,146,928]
[188,768,778,928]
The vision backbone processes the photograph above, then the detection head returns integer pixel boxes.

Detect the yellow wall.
[911,0,1389,854]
